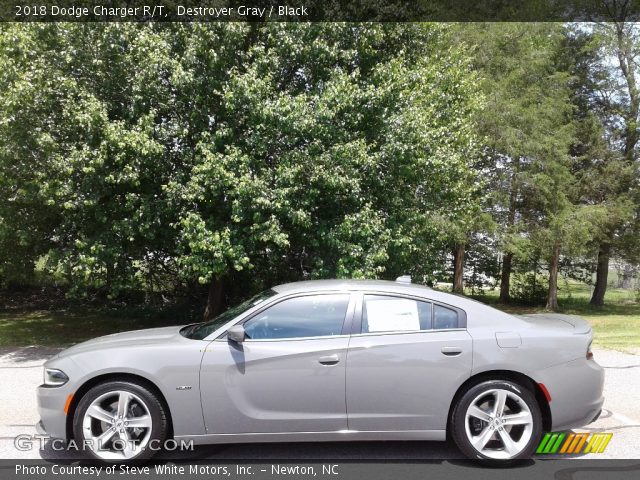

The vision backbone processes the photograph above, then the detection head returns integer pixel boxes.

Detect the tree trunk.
[499,253,513,303]
[452,243,465,294]
[499,158,519,304]
[546,244,561,311]
[203,277,224,322]
[590,242,611,307]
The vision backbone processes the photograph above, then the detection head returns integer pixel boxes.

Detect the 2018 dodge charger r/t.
[36,278,604,462]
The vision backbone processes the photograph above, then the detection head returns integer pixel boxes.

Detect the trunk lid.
[515,313,592,335]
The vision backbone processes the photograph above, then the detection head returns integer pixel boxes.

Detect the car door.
[200,292,354,434]
[346,293,472,432]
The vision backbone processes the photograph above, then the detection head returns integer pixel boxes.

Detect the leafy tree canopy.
[0,23,482,301]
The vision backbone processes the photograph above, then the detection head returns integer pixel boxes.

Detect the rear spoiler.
[516,313,592,334]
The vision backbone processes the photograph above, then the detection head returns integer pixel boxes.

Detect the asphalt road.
[0,346,638,461]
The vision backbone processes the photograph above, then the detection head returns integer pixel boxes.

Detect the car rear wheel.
[451,380,542,461]
[72,380,167,463]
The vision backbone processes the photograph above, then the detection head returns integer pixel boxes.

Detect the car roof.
[273,279,443,298]
[271,279,503,316]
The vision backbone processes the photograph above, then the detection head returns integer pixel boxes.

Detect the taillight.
[586,341,594,360]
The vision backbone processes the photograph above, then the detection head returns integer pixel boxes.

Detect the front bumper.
[35,420,47,436]
[36,356,87,440]
[36,384,73,440]
[537,357,605,431]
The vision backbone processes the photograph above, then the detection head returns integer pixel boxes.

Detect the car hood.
[55,325,185,359]
[515,313,592,335]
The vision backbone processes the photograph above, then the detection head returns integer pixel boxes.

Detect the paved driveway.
[0,347,638,460]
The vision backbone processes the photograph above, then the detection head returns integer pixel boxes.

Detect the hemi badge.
[176,386,192,390]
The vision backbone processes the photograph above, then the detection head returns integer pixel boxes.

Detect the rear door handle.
[441,347,463,356]
[318,354,340,365]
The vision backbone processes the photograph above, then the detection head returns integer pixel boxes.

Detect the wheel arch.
[446,369,552,436]
[65,373,174,441]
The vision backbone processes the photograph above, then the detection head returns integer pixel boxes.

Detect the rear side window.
[433,304,460,329]
[361,295,462,333]
[243,294,350,340]
[361,295,433,333]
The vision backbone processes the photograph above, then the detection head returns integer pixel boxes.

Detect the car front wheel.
[72,380,167,463]
[451,379,542,461]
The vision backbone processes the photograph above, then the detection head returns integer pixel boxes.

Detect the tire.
[72,380,167,463]
[450,379,542,462]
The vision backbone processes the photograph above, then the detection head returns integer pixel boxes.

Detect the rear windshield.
[181,289,277,340]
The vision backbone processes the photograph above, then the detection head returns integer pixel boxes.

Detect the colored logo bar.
[537,432,612,454]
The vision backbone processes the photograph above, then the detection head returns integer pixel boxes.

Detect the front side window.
[361,295,461,333]
[182,290,277,340]
[243,294,350,340]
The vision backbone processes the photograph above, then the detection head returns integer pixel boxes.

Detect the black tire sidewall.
[72,380,167,463]
[451,380,542,462]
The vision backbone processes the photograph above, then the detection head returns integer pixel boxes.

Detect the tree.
[580,12,640,306]
[441,208,495,294]
[520,154,603,311]
[0,24,483,318]
[457,23,583,307]
[171,23,483,317]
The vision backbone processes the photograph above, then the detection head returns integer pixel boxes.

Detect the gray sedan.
[36,278,604,463]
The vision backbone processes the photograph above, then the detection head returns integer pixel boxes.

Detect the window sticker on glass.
[366,298,420,332]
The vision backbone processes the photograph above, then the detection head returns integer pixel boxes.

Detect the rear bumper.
[589,408,602,424]
[537,357,604,431]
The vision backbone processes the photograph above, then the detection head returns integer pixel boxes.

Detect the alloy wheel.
[82,390,153,460]
[464,388,534,459]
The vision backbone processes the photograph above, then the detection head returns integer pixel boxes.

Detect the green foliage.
[452,23,632,309]
[0,23,482,300]
[1,22,637,314]
[509,272,549,305]
[564,21,640,306]
[469,24,591,260]
[463,233,501,293]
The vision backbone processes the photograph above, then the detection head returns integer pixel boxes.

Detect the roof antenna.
[395,275,411,284]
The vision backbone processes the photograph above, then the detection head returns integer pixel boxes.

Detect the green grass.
[0,310,182,347]
[467,282,640,354]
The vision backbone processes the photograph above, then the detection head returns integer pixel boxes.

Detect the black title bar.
[1,0,640,22]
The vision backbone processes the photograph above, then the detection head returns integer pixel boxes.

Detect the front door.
[200,293,353,434]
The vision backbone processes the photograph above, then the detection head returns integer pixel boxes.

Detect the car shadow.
[177,440,466,461]
[38,439,465,463]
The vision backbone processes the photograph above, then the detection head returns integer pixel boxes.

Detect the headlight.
[44,368,69,386]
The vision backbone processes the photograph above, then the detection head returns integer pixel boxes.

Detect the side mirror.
[227,325,246,343]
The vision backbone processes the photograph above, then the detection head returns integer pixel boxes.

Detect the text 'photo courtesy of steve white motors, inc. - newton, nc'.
[15,464,337,477]
[14,4,309,19]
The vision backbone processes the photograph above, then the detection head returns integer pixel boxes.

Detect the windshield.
[181,289,277,340]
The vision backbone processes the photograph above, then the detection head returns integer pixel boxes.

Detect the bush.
[509,272,549,305]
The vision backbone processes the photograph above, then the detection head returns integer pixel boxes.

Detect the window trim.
[216,291,357,342]
[352,291,467,336]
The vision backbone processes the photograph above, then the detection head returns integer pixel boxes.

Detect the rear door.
[346,293,472,432]
[200,292,355,434]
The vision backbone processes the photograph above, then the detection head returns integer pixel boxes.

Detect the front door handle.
[441,347,463,356]
[318,354,340,365]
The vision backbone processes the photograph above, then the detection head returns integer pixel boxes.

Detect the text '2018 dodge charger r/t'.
[37,278,604,463]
